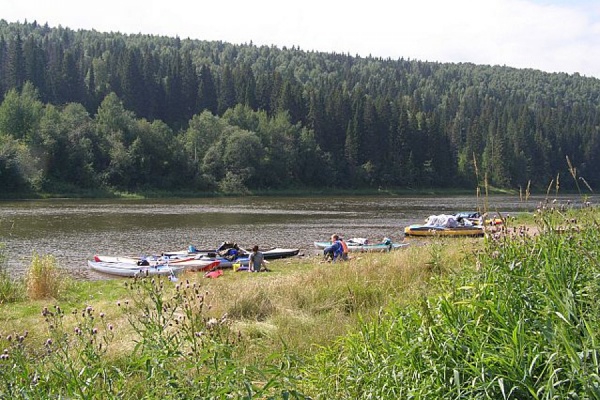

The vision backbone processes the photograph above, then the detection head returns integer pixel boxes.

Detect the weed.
[25,253,63,300]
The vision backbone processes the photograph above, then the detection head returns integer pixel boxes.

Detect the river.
[0,194,595,280]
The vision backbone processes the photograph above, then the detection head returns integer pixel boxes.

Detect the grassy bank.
[0,204,598,398]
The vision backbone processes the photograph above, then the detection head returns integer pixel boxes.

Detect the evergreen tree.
[6,33,25,90]
[217,65,236,115]
[23,35,47,100]
[60,50,84,104]
[119,47,146,119]
[234,63,256,109]
[180,51,199,121]
[197,64,218,115]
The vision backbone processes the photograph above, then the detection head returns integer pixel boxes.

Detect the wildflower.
[207,318,218,329]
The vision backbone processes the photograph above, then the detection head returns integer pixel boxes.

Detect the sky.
[3,0,600,78]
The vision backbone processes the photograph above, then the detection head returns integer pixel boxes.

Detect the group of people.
[248,233,349,272]
[249,233,349,272]
[323,234,349,262]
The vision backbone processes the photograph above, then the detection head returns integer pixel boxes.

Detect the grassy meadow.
[0,200,599,399]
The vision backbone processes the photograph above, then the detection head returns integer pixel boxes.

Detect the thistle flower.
[207,318,218,328]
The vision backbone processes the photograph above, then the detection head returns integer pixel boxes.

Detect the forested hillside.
[1,19,599,195]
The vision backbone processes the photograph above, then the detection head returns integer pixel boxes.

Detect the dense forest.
[1,19,599,196]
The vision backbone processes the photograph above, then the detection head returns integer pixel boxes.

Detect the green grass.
[0,204,599,398]
[300,204,600,399]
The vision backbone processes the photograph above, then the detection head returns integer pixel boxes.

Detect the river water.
[0,194,595,280]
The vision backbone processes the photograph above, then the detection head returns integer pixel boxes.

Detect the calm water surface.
[0,194,594,280]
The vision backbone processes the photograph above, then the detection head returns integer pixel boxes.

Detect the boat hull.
[88,260,184,277]
[163,247,300,260]
[197,256,249,269]
[313,241,407,252]
[404,225,485,237]
[92,255,221,272]
[261,248,300,259]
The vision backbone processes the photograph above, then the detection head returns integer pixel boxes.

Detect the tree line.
[1,19,599,195]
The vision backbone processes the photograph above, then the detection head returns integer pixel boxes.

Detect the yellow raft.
[404,224,485,237]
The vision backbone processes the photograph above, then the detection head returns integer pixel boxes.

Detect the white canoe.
[88,260,184,277]
[93,255,220,272]
[166,257,221,271]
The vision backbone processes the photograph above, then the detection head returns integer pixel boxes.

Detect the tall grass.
[0,240,470,398]
[0,272,309,399]
[0,243,26,304]
[25,253,63,300]
[2,201,598,398]
[301,203,600,399]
